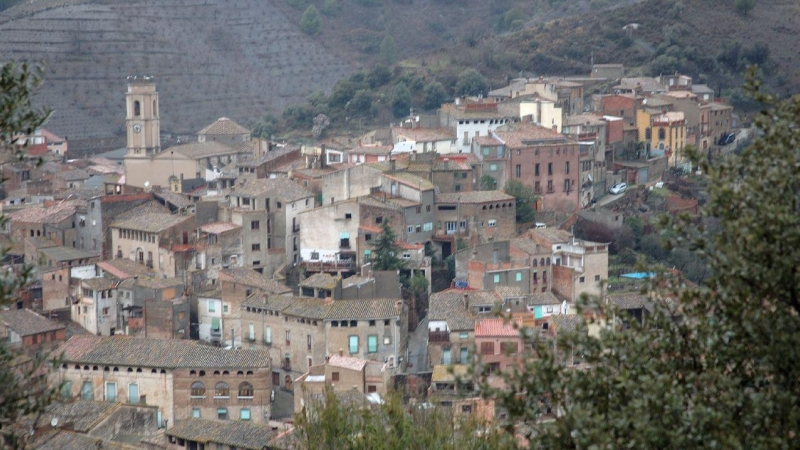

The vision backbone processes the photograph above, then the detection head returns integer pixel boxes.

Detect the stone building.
[433,190,516,250]
[294,353,389,413]
[53,335,272,426]
[110,212,196,278]
[0,309,66,356]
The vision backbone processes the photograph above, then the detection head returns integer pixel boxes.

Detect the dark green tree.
[370,219,406,271]
[490,70,800,449]
[422,81,447,110]
[504,179,537,223]
[321,0,339,15]
[735,0,756,16]
[455,68,489,97]
[479,174,497,191]
[250,115,278,139]
[390,82,412,118]
[300,5,322,35]
[0,62,60,450]
[347,89,373,116]
[366,65,392,88]
[379,34,396,64]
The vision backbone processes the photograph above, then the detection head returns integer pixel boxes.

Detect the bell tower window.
[134,101,141,116]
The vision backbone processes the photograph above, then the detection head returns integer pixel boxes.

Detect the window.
[407,226,414,233]
[658,128,666,140]
[61,380,72,399]
[423,222,433,231]
[286,330,291,346]
[384,336,391,345]
[455,184,461,192]
[128,383,139,404]
[105,382,117,402]
[340,232,350,248]
[81,381,93,400]
[579,276,585,283]
[488,219,497,227]
[310,252,319,260]
[265,326,272,344]
[349,335,359,354]
[535,163,540,176]
[332,372,340,382]
[214,382,229,398]
[251,244,260,251]
[191,381,205,397]
[547,163,553,176]
[375,216,383,224]
[516,272,522,282]
[564,179,571,192]
[480,342,495,355]
[489,164,497,171]
[238,382,253,398]
[192,408,201,418]
[595,274,601,281]
[493,274,500,283]
[345,213,352,219]
[223,304,229,313]
[482,147,490,156]
[252,261,260,266]
[250,221,260,230]
[516,165,521,178]
[211,317,220,332]
[248,323,255,341]
[208,301,216,313]
[240,408,251,421]
[443,348,451,365]
[368,335,378,353]
[565,162,570,174]
[217,408,228,420]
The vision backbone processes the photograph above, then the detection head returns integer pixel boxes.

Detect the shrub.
[300,6,322,36]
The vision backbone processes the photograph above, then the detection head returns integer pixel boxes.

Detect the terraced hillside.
[0,0,353,141]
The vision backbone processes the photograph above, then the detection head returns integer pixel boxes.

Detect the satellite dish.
[50,417,58,427]
[144,181,150,188]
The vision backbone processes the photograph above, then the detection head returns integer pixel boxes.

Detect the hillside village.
[0,65,738,449]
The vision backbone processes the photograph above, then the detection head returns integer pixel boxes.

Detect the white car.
[609,183,627,195]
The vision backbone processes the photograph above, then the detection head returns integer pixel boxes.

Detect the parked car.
[609,183,627,195]
[535,223,547,229]
[718,132,736,145]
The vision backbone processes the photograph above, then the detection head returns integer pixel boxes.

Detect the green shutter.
[211,318,220,331]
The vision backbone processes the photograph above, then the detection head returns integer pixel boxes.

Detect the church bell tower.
[125,76,161,158]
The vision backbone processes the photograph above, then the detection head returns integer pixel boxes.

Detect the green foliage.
[0,62,59,449]
[282,104,315,129]
[329,79,361,109]
[379,34,396,64]
[455,68,489,97]
[366,65,392,88]
[390,82,412,118]
[287,0,307,9]
[490,71,800,448]
[293,387,513,449]
[504,179,536,223]
[409,271,429,298]
[479,174,497,191]
[735,0,756,16]
[348,89,373,115]
[300,5,322,35]
[321,0,339,16]
[495,7,527,33]
[422,81,447,110]
[370,219,406,271]
[250,115,278,139]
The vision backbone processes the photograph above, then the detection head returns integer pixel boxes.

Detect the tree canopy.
[370,218,406,271]
[455,68,489,97]
[300,5,322,35]
[504,179,537,223]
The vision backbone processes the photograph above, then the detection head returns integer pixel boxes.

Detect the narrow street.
[406,317,429,373]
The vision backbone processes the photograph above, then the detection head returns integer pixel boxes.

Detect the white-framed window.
[248,323,255,341]
[407,226,414,233]
[128,383,139,404]
[105,382,117,402]
[208,300,216,313]
[423,222,433,231]
[265,326,272,345]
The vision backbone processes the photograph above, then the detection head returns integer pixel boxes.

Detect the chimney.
[338,348,344,357]
[463,293,470,310]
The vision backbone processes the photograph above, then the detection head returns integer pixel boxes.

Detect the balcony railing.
[429,331,450,343]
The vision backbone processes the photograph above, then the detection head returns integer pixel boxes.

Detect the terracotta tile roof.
[31,430,133,450]
[42,400,120,433]
[152,188,194,209]
[168,141,243,159]
[10,202,77,224]
[550,314,582,333]
[429,291,476,331]
[167,418,280,450]
[564,113,606,127]
[242,292,297,311]
[510,238,545,256]
[135,277,184,290]
[382,172,434,191]
[357,195,403,211]
[392,127,455,142]
[494,285,525,299]
[39,246,97,262]
[346,145,393,156]
[432,158,471,171]
[488,78,527,98]
[527,292,561,306]
[220,267,292,294]
[440,102,510,120]
[111,212,191,233]
[474,136,503,146]
[200,222,241,234]
[300,273,340,290]
[327,298,402,320]
[327,354,368,371]
[231,178,313,202]
[615,77,664,92]
[57,335,271,368]
[475,318,521,337]
[0,309,64,337]
[493,122,571,148]
[197,117,251,136]
[98,259,155,280]
[435,190,514,204]
[57,168,91,181]
[281,297,332,319]
[81,277,116,291]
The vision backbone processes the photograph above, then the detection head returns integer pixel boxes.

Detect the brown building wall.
[508,143,580,213]
[552,265,575,301]
[42,267,71,311]
[172,367,272,423]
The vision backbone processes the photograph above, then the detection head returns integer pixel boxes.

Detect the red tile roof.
[474,318,522,337]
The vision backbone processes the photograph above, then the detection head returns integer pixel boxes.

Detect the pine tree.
[370,219,406,271]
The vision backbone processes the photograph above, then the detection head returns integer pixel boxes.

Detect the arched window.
[540,258,545,266]
[532,259,538,267]
[133,100,141,116]
[214,381,229,398]
[546,257,551,265]
[238,382,254,398]
[191,381,205,397]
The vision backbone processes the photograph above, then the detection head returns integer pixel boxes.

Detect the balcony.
[145,260,154,269]
[281,360,292,371]
[303,259,354,272]
[429,331,450,343]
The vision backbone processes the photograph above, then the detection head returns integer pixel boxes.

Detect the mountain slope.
[0,0,353,140]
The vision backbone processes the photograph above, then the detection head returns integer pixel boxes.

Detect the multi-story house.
[195,221,243,284]
[0,309,66,356]
[110,212,196,278]
[72,276,119,336]
[433,191,516,255]
[438,100,514,154]
[472,135,508,188]
[53,335,272,426]
[497,122,581,212]
[295,353,390,412]
[454,239,552,294]
[227,178,314,274]
[475,318,523,374]
[526,228,608,302]
[345,145,393,164]
[79,192,156,260]
[636,109,687,165]
[562,113,608,205]
[391,126,457,154]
